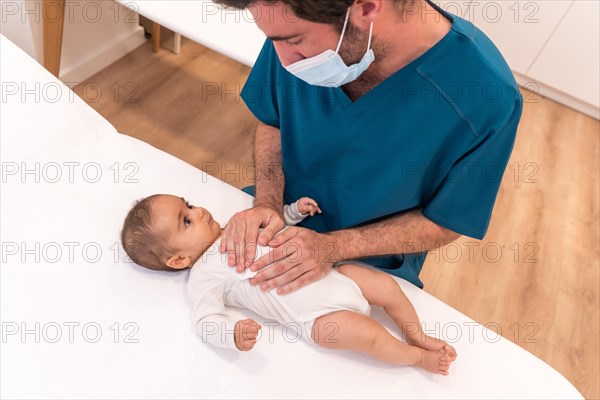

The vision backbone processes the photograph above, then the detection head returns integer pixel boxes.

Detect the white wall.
[0,0,146,83]
[0,0,42,60]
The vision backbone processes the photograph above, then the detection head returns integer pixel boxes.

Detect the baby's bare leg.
[311,310,422,366]
[337,264,457,360]
[312,311,451,375]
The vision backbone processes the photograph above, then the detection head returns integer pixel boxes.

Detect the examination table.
[0,34,583,399]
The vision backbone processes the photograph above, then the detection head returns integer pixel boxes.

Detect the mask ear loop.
[335,8,351,53]
[366,21,373,51]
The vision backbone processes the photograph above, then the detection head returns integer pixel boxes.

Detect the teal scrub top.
[240,1,523,288]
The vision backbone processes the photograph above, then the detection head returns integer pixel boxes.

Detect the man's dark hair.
[215,0,415,30]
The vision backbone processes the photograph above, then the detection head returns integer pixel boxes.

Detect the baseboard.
[514,71,600,121]
[59,26,146,84]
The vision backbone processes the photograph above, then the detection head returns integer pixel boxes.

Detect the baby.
[121,194,457,375]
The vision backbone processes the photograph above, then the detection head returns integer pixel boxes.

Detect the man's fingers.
[250,241,294,272]
[276,270,321,295]
[250,253,274,273]
[220,228,227,253]
[244,219,261,268]
[220,216,236,254]
[243,241,257,270]
[233,218,248,271]
[252,258,291,284]
[258,217,284,246]
[251,255,299,287]
[221,208,286,269]
[220,220,231,253]
[266,226,297,248]
[225,220,238,266]
[262,263,304,293]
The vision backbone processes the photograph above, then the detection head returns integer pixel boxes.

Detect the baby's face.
[151,194,222,268]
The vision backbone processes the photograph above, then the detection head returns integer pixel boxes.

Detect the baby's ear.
[166,255,192,269]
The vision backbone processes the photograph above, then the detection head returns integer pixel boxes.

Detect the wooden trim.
[173,33,181,54]
[42,0,65,77]
[152,22,161,53]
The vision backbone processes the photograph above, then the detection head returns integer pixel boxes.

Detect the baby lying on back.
[121,194,456,374]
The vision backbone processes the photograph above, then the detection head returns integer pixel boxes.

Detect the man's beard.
[338,21,388,66]
[338,21,390,87]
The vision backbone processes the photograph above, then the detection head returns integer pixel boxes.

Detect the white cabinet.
[434,0,599,119]
[528,0,600,113]
[463,1,573,75]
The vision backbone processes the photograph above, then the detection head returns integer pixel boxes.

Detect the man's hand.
[234,319,261,351]
[220,206,285,272]
[248,227,339,295]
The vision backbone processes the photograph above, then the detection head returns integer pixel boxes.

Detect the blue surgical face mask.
[284,8,374,88]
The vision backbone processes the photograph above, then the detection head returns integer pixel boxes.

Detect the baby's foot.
[407,334,457,361]
[417,345,456,376]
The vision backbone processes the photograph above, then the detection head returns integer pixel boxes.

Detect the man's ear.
[352,0,383,28]
[166,255,192,270]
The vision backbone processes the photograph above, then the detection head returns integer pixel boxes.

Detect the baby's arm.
[283,197,322,225]
[188,272,260,351]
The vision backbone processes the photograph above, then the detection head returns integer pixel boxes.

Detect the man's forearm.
[253,122,285,212]
[326,210,461,262]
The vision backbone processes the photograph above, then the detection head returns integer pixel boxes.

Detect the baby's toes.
[443,344,458,359]
[438,360,451,374]
[439,362,450,370]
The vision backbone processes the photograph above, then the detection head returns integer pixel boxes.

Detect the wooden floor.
[74,33,600,398]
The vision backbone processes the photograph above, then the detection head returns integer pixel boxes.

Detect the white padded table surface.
[116,0,266,66]
[0,34,583,399]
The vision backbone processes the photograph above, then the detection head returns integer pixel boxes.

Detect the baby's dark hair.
[121,195,179,272]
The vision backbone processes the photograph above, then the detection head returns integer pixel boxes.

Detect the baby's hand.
[297,197,322,216]
[234,319,261,351]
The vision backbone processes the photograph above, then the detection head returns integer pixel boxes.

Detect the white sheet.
[0,34,583,399]
[116,0,266,66]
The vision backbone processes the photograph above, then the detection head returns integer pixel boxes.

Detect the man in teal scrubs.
[216,0,523,294]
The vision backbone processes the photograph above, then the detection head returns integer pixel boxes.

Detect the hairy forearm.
[326,210,461,262]
[253,122,285,211]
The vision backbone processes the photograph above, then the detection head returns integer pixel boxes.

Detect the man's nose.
[272,42,305,67]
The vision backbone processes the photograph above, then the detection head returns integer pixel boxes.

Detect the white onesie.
[186,202,371,350]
